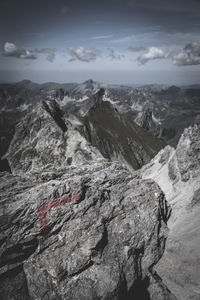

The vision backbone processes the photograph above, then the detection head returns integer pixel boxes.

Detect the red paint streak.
[38,195,78,230]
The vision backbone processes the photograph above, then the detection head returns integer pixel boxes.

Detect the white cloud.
[136,43,200,66]
[3,42,36,59]
[34,48,57,62]
[172,42,200,66]
[137,47,167,64]
[91,35,113,40]
[68,46,101,62]
[110,35,136,44]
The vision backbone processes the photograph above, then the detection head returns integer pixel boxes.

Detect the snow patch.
[131,102,143,111]
[58,96,75,106]
[152,113,162,125]
[76,95,88,102]
[103,92,118,105]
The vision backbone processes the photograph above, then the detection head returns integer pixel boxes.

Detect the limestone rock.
[0,161,171,299]
[5,100,103,175]
[140,122,200,300]
[0,97,174,300]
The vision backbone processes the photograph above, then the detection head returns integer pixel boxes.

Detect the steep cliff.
[140,121,200,300]
[82,100,165,172]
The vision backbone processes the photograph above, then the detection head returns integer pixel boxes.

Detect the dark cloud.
[3,42,57,62]
[3,42,36,59]
[34,48,57,62]
[129,46,146,52]
[68,47,101,62]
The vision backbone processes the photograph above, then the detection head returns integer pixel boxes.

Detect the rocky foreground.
[0,100,175,299]
[0,162,173,300]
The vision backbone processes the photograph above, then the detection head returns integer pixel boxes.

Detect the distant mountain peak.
[83,79,94,84]
[17,79,32,84]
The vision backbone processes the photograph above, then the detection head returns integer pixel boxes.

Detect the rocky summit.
[4,100,103,175]
[0,98,175,299]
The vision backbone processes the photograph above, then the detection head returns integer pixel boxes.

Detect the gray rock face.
[0,162,171,300]
[0,81,77,159]
[176,123,200,181]
[191,188,200,206]
[0,98,174,299]
[5,100,103,175]
[140,122,200,300]
[5,98,164,175]
[135,106,160,137]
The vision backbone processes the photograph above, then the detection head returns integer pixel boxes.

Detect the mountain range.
[0,79,200,300]
[1,79,200,161]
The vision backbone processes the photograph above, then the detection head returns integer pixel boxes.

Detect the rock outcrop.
[0,99,174,299]
[4,100,103,175]
[0,161,172,300]
[140,122,200,300]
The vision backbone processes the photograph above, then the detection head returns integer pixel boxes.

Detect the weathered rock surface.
[0,81,77,159]
[140,122,200,300]
[4,99,164,175]
[0,161,172,300]
[0,98,175,299]
[4,100,103,175]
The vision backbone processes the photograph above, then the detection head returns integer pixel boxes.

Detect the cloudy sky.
[0,0,200,85]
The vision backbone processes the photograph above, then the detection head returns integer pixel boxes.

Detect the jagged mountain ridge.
[1,79,200,159]
[0,96,175,299]
[4,100,103,175]
[0,80,77,158]
[4,98,164,174]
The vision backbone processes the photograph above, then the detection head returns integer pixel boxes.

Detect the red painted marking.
[38,194,78,230]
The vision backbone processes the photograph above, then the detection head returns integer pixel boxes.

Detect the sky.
[0,0,200,85]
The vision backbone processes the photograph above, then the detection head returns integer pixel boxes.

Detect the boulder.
[0,161,171,299]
